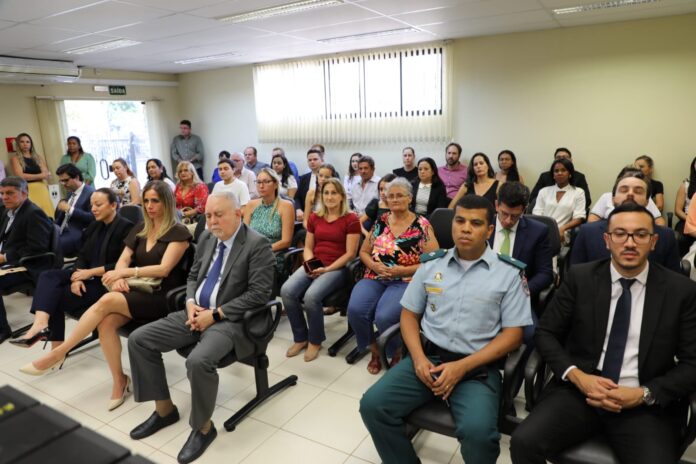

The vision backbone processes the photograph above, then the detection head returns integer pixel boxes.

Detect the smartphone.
[303,258,323,273]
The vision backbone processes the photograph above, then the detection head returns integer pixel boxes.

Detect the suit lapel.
[220,224,247,284]
[592,262,613,359]
[512,217,526,257]
[638,266,665,373]
[197,234,217,286]
[488,223,496,248]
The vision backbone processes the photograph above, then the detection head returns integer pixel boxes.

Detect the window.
[64,100,152,188]
[254,44,450,143]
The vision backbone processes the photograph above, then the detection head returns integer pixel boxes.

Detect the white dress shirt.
[590,192,661,219]
[237,168,258,199]
[351,174,381,215]
[193,224,241,310]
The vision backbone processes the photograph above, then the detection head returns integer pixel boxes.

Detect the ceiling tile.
[354,0,476,16]
[0,24,84,50]
[0,0,106,22]
[288,16,407,40]
[34,33,116,52]
[122,0,224,13]
[189,0,312,19]
[556,2,696,26]
[111,13,222,41]
[394,0,545,25]
[420,10,557,37]
[30,0,172,34]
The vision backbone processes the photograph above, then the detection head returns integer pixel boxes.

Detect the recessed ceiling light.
[64,39,140,55]
[318,27,419,43]
[217,0,343,23]
[175,53,240,65]
[553,0,661,15]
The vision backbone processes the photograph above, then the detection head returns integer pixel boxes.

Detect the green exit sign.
[109,85,127,95]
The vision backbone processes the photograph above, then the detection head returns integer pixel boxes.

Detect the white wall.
[178,13,696,215]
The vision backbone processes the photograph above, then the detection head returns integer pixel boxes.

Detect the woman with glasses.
[347,177,439,374]
[243,167,294,254]
[175,160,208,222]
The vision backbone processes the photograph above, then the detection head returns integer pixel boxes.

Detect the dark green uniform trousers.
[359,355,502,464]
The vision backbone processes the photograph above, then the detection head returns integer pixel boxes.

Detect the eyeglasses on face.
[606,230,653,245]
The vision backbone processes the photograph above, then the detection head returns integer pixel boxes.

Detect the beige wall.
[178,13,696,215]
[0,68,180,181]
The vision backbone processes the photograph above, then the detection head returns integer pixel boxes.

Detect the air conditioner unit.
[0,56,81,83]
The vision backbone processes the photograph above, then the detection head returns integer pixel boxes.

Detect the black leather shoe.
[177,423,217,464]
[9,327,50,348]
[130,407,180,440]
[0,328,12,344]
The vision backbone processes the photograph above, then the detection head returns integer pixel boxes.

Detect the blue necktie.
[602,278,636,383]
[199,242,226,309]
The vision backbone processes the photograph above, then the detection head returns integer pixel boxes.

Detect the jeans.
[280,266,347,345]
[347,279,407,355]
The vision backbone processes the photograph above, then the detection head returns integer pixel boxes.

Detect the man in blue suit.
[55,163,95,257]
[489,182,554,345]
[570,170,680,273]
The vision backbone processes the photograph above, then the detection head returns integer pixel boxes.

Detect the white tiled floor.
[3,293,695,463]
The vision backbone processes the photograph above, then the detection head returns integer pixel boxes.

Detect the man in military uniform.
[359,195,532,464]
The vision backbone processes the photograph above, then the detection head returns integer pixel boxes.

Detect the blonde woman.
[303,163,338,228]
[21,181,192,412]
[111,157,141,206]
[11,133,53,218]
[175,160,208,221]
[281,178,361,362]
[243,167,294,252]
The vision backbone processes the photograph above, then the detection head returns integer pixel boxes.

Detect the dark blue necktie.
[199,242,226,309]
[602,278,636,383]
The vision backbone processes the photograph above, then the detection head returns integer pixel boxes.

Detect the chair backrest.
[193,218,206,243]
[206,182,215,193]
[429,208,454,249]
[119,205,143,225]
[525,214,561,256]
[681,258,691,279]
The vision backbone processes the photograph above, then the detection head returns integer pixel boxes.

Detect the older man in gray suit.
[127,191,275,464]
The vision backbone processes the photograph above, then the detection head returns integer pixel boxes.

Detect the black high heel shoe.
[9,327,50,348]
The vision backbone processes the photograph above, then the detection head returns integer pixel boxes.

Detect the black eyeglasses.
[606,230,653,244]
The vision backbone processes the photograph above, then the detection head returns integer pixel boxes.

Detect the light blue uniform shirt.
[400,247,532,355]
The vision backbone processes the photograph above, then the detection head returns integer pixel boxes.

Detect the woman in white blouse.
[532,158,585,243]
[343,152,362,201]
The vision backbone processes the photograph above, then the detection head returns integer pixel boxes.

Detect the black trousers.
[30,268,106,341]
[0,272,34,332]
[510,381,683,464]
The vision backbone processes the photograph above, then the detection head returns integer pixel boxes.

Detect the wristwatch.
[642,386,656,406]
[212,309,222,322]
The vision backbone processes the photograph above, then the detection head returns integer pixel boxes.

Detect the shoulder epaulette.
[497,253,527,270]
[420,249,447,263]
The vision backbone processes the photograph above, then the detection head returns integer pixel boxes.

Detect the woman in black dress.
[21,181,192,412]
[10,188,134,348]
[449,152,499,207]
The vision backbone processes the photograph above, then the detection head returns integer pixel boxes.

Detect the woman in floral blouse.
[174,160,208,222]
[347,177,439,374]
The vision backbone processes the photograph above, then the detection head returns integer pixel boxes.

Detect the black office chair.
[524,349,696,464]
[524,214,566,285]
[428,208,454,249]
[119,205,143,225]
[5,224,63,338]
[192,217,207,243]
[165,288,298,431]
[377,323,527,439]
[206,182,215,194]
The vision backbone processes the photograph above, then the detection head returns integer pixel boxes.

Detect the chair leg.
[328,325,354,357]
[344,346,368,365]
[223,355,298,432]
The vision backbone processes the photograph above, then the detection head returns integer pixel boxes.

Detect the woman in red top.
[175,161,208,222]
[281,178,361,362]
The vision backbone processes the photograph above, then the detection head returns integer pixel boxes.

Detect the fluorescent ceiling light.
[64,39,140,55]
[553,0,660,15]
[319,27,419,43]
[218,0,343,23]
[175,53,240,65]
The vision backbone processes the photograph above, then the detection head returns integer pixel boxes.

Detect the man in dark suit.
[127,190,275,464]
[55,163,95,257]
[529,148,591,211]
[0,176,53,342]
[570,170,680,273]
[511,202,696,463]
[294,147,324,220]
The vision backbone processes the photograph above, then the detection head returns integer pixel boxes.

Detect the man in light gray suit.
[127,191,275,464]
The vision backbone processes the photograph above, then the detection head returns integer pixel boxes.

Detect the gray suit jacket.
[186,224,275,360]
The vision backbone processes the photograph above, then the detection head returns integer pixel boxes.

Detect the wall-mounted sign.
[5,137,15,153]
[109,85,127,96]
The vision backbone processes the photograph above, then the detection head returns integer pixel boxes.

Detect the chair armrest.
[19,252,57,267]
[501,345,527,413]
[524,349,547,411]
[166,285,188,313]
[243,300,282,340]
[679,392,696,456]
[377,322,402,369]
